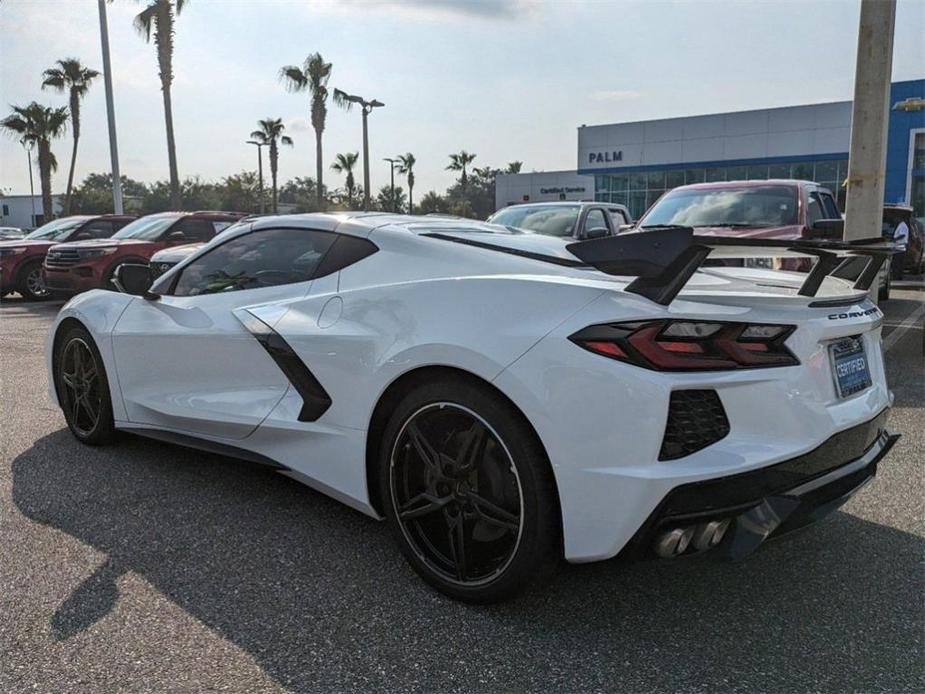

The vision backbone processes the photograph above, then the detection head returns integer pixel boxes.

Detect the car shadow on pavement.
[12,429,924,692]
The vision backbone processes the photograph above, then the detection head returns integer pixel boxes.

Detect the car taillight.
[570,320,798,371]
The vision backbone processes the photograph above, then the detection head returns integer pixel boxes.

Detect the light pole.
[246,140,265,214]
[97,0,123,214]
[383,157,399,212]
[334,89,384,211]
[22,140,36,226]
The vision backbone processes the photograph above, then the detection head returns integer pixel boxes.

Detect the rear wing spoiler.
[565,229,897,305]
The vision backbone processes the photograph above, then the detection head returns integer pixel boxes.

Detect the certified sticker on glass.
[830,336,872,398]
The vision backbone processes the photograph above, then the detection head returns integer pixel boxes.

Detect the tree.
[506,161,523,174]
[417,190,449,215]
[132,0,187,210]
[41,58,100,215]
[215,171,262,212]
[375,184,406,213]
[71,172,147,214]
[446,150,477,190]
[1,102,69,221]
[330,152,359,208]
[279,176,328,212]
[280,53,345,208]
[249,118,293,214]
[397,152,416,214]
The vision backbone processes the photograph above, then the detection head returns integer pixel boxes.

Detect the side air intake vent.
[659,390,730,461]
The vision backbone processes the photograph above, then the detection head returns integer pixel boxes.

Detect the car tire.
[54,325,116,446]
[379,376,560,603]
[16,260,52,301]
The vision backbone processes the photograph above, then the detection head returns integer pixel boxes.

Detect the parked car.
[487,201,632,239]
[0,226,25,240]
[0,214,135,300]
[148,243,205,278]
[43,210,244,295]
[882,204,924,277]
[47,212,896,602]
[633,179,895,299]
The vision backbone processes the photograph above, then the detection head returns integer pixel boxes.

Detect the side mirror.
[807,218,844,239]
[585,226,610,240]
[113,263,157,299]
[619,223,635,232]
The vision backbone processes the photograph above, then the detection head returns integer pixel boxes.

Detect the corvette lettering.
[828,307,881,320]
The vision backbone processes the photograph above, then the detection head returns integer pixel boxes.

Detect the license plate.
[830,336,872,398]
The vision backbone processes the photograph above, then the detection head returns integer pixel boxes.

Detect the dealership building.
[496,78,924,220]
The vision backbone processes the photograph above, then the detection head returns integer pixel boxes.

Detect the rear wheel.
[17,260,51,301]
[54,326,116,445]
[379,378,559,603]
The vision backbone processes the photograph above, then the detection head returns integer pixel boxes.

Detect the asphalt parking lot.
[1,285,923,693]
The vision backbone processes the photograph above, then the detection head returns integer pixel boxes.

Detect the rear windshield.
[641,186,799,228]
[489,205,581,237]
[25,217,86,241]
[112,215,178,240]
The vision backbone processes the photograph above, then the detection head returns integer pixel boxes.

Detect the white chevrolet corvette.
[46,212,898,602]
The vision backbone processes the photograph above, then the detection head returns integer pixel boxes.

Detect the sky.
[1,0,923,199]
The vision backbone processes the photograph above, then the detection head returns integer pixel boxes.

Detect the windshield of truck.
[25,217,87,241]
[641,186,799,228]
[112,215,179,240]
[489,205,581,237]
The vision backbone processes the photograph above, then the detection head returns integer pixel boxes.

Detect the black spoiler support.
[566,229,897,306]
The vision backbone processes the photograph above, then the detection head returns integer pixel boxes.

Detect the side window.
[820,192,840,219]
[170,228,337,297]
[171,219,218,242]
[608,208,628,227]
[82,221,113,238]
[583,208,609,235]
[806,192,825,226]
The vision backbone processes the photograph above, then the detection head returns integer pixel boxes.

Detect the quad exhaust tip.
[654,518,731,558]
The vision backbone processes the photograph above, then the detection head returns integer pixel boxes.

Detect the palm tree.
[330,152,359,208]
[506,161,523,174]
[41,58,100,215]
[447,150,477,190]
[131,0,187,210]
[280,53,346,208]
[1,103,69,221]
[396,153,416,214]
[249,118,293,214]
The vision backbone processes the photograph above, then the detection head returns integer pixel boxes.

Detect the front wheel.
[17,260,52,301]
[379,378,559,603]
[54,326,116,445]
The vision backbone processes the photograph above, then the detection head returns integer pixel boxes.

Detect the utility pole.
[384,157,399,212]
[334,89,384,211]
[23,141,36,226]
[246,140,265,214]
[843,0,896,242]
[97,0,124,214]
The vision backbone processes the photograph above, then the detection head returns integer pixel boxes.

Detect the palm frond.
[332,88,353,112]
[281,135,294,146]
[279,66,308,92]
[133,4,158,41]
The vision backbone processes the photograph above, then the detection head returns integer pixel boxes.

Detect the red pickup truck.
[0,214,135,300]
[43,210,244,295]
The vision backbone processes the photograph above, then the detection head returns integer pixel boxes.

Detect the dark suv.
[0,214,135,300]
[44,211,244,295]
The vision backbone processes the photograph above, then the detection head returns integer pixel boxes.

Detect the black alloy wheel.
[56,327,116,445]
[381,378,559,603]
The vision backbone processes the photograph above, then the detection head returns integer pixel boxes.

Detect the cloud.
[330,0,539,21]
[589,90,642,103]
[285,117,312,133]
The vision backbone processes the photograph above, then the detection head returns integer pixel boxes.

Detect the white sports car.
[46,212,898,602]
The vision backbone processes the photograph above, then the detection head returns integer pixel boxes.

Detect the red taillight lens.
[570,320,798,371]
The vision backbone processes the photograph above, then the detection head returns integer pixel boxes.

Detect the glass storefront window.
[646,170,666,189]
[791,162,813,180]
[595,175,609,194]
[768,163,791,178]
[815,161,838,181]
[837,159,850,182]
[629,173,647,191]
[610,175,628,193]
[726,165,748,181]
[705,167,726,182]
[747,165,768,180]
[666,170,685,188]
[628,191,647,218]
[685,169,705,184]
